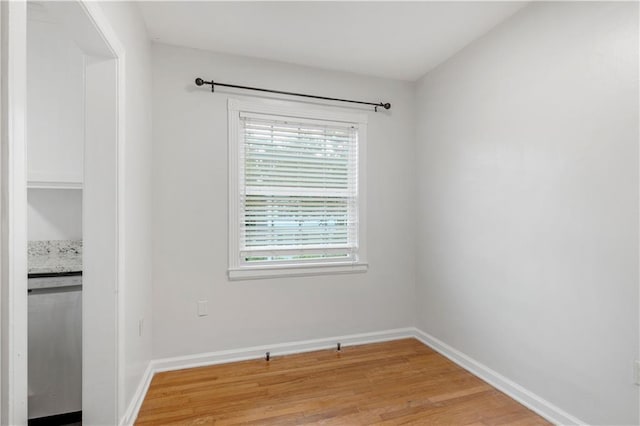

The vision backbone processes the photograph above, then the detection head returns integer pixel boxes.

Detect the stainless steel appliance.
[28,272,82,420]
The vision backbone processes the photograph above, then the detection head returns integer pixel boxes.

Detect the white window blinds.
[239,112,359,265]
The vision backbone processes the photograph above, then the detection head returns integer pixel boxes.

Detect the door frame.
[1,1,28,424]
[0,1,126,424]
[80,2,127,423]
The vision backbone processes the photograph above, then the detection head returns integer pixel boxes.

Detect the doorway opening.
[22,1,122,424]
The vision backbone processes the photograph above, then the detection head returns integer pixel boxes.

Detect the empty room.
[0,1,638,425]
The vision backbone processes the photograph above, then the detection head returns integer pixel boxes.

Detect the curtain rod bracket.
[194,77,391,112]
[195,77,214,92]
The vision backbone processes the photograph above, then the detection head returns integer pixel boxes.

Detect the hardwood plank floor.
[136,339,550,425]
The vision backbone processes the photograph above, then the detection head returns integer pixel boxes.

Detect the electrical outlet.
[635,360,640,386]
[138,318,144,337]
[197,300,209,317]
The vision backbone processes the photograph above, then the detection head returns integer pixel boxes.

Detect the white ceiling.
[139,1,526,81]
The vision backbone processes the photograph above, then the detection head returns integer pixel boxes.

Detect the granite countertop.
[28,240,82,275]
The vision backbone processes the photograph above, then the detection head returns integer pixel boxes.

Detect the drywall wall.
[82,54,119,425]
[27,189,82,241]
[415,2,639,424]
[151,43,416,358]
[90,2,153,421]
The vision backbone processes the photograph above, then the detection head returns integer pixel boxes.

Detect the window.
[228,99,368,279]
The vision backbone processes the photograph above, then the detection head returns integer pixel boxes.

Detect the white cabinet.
[27,17,84,188]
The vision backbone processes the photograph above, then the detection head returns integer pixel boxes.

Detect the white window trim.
[228,97,368,280]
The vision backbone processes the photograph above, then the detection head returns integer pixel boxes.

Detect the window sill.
[228,262,368,281]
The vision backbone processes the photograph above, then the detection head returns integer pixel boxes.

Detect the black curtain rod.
[194,78,391,112]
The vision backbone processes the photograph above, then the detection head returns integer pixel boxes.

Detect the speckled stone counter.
[28,240,82,274]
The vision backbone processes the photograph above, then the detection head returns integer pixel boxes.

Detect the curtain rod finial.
[383,103,391,110]
[195,77,205,86]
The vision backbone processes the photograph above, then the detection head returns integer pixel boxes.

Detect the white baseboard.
[119,327,586,426]
[152,327,415,373]
[120,361,154,426]
[412,328,586,426]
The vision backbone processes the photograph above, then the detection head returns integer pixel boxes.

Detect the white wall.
[82,55,119,425]
[27,189,81,241]
[151,43,416,358]
[415,2,639,425]
[91,2,153,421]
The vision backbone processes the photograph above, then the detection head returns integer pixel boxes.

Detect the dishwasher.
[28,272,82,422]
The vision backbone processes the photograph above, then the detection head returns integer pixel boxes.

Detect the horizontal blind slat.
[240,112,358,129]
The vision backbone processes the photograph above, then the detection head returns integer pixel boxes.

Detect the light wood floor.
[136,339,550,425]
